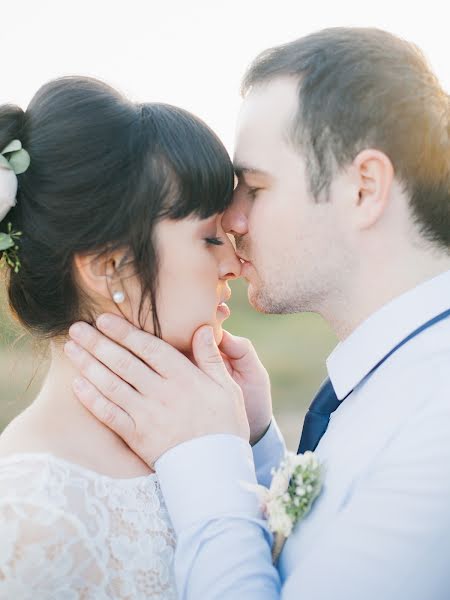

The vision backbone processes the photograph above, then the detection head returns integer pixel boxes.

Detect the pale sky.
[2,0,449,152]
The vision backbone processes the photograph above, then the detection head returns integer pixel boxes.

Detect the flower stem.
[271,532,286,565]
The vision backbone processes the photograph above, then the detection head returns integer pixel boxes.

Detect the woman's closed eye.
[247,186,262,200]
[204,236,224,246]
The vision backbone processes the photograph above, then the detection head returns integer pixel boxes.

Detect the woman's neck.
[11,338,153,478]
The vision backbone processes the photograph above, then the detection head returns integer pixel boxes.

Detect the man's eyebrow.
[233,163,270,178]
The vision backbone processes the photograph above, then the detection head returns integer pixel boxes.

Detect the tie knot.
[308,379,340,416]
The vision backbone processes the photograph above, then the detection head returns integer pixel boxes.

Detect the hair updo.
[0,76,234,339]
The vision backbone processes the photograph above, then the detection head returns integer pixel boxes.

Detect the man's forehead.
[237,77,298,124]
[233,162,271,178]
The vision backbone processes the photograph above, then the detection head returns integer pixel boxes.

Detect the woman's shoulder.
[0,452,177,598]
[0,452,112,599]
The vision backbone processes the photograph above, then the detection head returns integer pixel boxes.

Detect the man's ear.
[73,250,127,302]
[352,149,395,229]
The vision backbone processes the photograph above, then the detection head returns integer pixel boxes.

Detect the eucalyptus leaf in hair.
[0,223,22,273]
[1,140,23,154]
[8,149,30,174]
[0,139,31,174]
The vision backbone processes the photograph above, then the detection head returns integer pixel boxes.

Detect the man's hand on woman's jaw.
[217,329,273,445]
[64,314,272,467]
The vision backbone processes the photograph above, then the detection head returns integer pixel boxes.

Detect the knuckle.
[208,353,224,365]
[115,352,133,375]
[244,338,253,351]
[105,376,123,396]
[140,337,158,362]
[102,403,117,427]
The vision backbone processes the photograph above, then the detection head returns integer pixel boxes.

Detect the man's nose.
[222,198,248,236]
[219,236,242,280]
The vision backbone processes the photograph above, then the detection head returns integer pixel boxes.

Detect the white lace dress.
[0,453,177,599]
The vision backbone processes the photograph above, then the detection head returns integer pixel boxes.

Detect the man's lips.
[236,252,251,265]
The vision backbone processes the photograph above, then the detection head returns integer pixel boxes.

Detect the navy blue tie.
[297,307,450,455]
[297,379,340,454]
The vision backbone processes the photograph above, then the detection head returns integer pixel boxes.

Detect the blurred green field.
[0,278,337,450]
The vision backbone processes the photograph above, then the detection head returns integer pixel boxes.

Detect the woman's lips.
[217,302,231,318]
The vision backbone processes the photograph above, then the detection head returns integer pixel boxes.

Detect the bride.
[0,76,241,598]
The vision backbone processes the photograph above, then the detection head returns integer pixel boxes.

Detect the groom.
[65,28,450,598]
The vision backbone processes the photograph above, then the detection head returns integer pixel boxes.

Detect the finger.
[219,330,252,361]
[68,322,159,394]
[219,351,234,376]
[94,313,193,378]
[72,376,135,441]
[192,326,230,387]
[64,340,140,411]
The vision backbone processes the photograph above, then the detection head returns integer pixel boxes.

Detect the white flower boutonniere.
[247,451,323,564]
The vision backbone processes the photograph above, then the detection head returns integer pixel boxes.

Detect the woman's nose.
[219,235,241,280]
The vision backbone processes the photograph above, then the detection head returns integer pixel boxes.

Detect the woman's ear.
[73,249,127,303]
[352,149,395,229]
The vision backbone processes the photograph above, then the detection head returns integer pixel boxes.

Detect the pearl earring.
[113,291,125,304]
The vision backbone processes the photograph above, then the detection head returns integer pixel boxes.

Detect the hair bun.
[0,104,25,154]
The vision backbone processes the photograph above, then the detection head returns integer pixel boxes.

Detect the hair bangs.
[146,103,235,221]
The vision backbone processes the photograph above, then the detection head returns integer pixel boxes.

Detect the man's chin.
[247,282,299,315]
[247,284,274,314]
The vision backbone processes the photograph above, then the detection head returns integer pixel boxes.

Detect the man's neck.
[322,251,450,341]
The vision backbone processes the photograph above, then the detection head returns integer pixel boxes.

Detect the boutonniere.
[247,451,323,564]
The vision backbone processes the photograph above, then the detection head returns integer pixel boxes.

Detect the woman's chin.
[213,325,224,346]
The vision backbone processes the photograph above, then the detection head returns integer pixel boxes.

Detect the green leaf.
[8,149,30,175]
[1,140,22,154]
[0,154,12,170]
[0,233,14,251]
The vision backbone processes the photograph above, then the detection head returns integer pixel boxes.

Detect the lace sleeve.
[0,499,109,600]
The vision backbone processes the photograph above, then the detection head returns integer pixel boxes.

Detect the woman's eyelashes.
[247,186,261,200]
[204,236,224,246]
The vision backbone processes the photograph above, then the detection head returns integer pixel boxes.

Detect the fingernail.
[69,323,84,341]
[73,377,88,393]
[203,327,214,344]
[64,341,81,358]
[97,314,113,331]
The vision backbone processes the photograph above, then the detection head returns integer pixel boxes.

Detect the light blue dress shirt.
[156,269,450,600]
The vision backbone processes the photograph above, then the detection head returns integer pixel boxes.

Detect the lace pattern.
[0,454,177,599]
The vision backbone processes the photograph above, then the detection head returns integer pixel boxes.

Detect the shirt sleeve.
[252,418,286,488]
[155,434,281,600]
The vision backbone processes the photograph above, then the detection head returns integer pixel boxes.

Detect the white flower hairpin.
[0,140,30,273]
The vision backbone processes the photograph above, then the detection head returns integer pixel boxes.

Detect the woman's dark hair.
[0,76,234,338]
[242,27,450,249]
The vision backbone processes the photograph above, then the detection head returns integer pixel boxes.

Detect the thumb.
[192,326,230,386]
[219,329,252,360]
[219,330,256,372]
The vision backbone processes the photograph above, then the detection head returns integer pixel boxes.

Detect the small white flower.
[269,469,290,497]
[267,498,293,538]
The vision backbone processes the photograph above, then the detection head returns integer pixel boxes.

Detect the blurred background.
[0,0,448,450]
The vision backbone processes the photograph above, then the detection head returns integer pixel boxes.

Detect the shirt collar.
[326,269,450,400]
